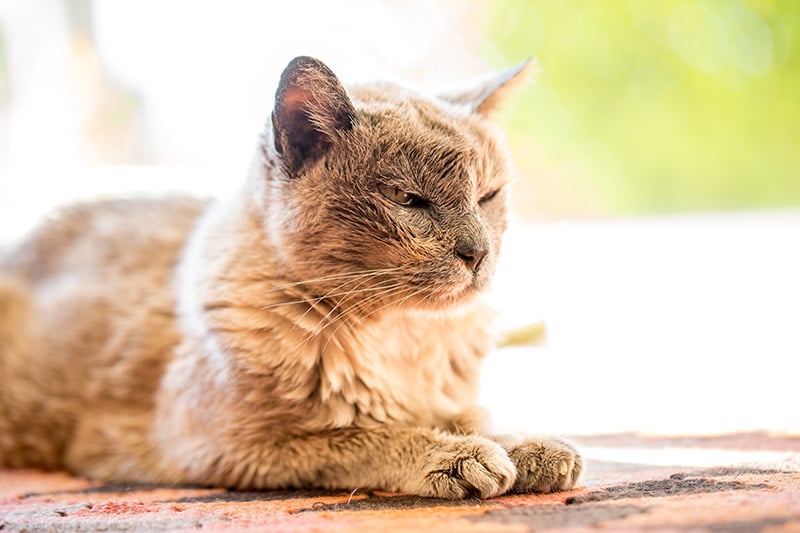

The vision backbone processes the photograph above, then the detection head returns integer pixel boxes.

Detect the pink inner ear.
[273,82,334,174]
[283,87,313,113]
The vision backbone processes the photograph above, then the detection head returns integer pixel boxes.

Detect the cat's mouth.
[308,258,492,315]
[451,274,488,301]
[403,270,489,311]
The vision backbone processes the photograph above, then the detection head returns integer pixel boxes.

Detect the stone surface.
[1,433,798,532]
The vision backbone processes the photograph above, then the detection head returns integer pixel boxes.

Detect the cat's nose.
[454,241,488,272]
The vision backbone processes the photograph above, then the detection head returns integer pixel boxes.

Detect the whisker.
[287,280,408,357]
[281,279,406,356]
[317,279,422,355]
[261,266,404,293]
[259,283,396,311]
[314,279,402,324]
[289,276,402,337]
[286,281,403,349]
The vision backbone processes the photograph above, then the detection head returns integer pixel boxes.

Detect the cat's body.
[0,57,582,498]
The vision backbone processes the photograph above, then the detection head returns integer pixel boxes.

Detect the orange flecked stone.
[1,433,798,532]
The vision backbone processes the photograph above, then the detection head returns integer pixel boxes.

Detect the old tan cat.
[0,56,582,498]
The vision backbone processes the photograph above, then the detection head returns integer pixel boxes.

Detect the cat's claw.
[507,437,583,493]
[417,436,516,499]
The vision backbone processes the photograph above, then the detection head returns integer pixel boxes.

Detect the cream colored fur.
[0,57,582,498]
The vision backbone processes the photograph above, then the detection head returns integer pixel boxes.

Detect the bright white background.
[484,213,800,436]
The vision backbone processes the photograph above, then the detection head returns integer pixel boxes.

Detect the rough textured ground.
[1,433,798,532]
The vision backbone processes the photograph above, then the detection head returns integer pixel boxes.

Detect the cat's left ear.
[272,56,356,177]
[439,58,536,116]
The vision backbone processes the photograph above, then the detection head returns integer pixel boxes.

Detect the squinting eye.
[379,185,426,207]
[479,188,501,204]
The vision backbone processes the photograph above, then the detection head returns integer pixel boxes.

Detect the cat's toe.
[507,437,583,493]
[418,436,516,499]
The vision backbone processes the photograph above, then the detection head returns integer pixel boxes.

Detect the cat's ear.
[439,58,536,116]
[272,56,356,176]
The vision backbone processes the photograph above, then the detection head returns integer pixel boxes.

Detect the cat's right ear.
[439,58,536,117]
[271,56,356,177]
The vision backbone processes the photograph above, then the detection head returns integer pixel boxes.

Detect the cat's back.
[0,195,211,468]
[1,195,210,283]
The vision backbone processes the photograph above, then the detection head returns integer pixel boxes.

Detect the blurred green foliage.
[484,0,800,217]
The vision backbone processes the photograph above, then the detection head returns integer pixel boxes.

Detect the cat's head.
[258,56,531,313]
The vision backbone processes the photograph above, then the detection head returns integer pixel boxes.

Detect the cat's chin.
[399,280,486,313]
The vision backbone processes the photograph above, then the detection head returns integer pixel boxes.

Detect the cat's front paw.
[416,435,516,499]
[506,437,583,493]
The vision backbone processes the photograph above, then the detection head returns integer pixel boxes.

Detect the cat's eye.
[379,185,427,207]
[479,188,502,204]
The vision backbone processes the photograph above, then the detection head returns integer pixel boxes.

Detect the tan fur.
[0,57,581,498]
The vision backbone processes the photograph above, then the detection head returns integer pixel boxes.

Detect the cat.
[0,56,582,499]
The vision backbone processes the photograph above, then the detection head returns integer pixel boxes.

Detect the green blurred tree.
[484,0,800,218]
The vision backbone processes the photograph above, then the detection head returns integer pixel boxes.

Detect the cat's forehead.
[349,83,471,133]
[348,83,507,185]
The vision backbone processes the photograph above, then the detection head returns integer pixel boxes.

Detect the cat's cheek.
[392,209,437,243]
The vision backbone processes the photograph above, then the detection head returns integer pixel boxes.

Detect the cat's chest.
[316,310,488,428]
